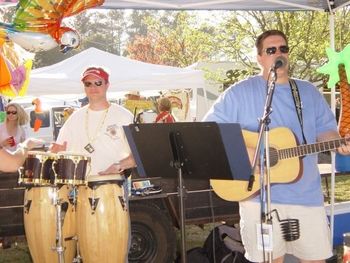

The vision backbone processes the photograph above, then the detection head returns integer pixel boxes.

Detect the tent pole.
[328,8,336,251]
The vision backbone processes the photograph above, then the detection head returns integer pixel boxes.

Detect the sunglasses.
[6,111,17,115]
[83,80,103,88]
[264,45,290,55]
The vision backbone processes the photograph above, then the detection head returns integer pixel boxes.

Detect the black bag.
[186,247,210,263]
[203,224,251,263]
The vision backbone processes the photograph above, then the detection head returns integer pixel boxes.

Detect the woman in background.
[0,102,28,151]
[155,97,175,123]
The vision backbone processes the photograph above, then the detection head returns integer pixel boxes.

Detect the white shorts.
[239,201,332,262]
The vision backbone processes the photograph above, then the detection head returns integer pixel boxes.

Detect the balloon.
[7,31,58,52]
[0,0,104,53]
[0,111,5,123]
[0,41,32,97]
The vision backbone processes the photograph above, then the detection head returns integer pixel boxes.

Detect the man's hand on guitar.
[337,134,350,155]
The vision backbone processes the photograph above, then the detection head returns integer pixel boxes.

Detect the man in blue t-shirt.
[203,29,350,263]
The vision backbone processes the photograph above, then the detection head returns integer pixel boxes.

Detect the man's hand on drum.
[99,163,123,175]
[49,141,67,153]
[98,154,136,176]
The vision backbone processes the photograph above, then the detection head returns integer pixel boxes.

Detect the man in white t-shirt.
[51,66,135,262]
[51,67,135,174]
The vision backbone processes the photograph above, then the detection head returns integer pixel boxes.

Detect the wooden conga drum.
[76,175,129,263]
[23,185,77,263]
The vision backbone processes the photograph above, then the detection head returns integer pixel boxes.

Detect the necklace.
[84,105,110,153]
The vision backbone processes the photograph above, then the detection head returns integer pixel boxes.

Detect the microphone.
[133,107,138,124]
[271,56,287,71]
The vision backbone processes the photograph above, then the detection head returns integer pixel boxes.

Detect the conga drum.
[76,175,129,263]
[23,185,77,263]
[18,151,56,186]
[55,152,91,186]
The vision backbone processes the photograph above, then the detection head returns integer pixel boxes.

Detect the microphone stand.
[247,68,278,263]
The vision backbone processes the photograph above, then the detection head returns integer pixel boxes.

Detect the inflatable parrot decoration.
[0,0,104,97]
[0,0,105,53]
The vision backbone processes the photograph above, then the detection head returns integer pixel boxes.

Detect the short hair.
[5,102,29,126]
[255,30,288,55]
[158,97,172,112]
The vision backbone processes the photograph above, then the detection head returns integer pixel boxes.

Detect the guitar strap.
[289,78,307,144]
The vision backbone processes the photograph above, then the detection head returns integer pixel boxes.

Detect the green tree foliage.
[126,10,157,43]
[127,11,216,67]
[0,6,15,23]
[1,5,350,92]
[214,10,350,88]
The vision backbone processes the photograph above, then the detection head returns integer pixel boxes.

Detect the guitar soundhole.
[269,148,279,167]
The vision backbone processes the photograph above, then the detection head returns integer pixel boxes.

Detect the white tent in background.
[27,47,205,96]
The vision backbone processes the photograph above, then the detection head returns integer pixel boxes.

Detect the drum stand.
[52,187,67,263]
[70,186,82,263]
[169,131,187,263]
[72,235,82,263]
[247,69,277,263]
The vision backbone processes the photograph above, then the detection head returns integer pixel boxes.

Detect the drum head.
[27,151,56,159]
[87,174,124,187]
[57,151,91,161]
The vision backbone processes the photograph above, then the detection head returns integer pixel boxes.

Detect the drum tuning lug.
[24,200,32,213]
[64,235,75,241]
[73,255,83,263]
[118,196,127,211]
[88,197,99,212]
[61,202,69,213]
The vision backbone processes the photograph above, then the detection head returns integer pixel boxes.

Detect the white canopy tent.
[27,47,205,96]
[1,0,349,10]
[101,0,350,11]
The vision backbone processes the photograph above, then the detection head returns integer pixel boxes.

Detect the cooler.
[325,201,350,246]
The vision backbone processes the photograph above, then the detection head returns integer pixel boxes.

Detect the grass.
[0,240,31,263]
[323,174,350,202]
[1,174,349,262]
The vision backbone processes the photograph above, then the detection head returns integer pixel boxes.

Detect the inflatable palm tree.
[318,44,350,171]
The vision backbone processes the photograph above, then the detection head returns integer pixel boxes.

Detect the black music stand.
[123,122,251,262]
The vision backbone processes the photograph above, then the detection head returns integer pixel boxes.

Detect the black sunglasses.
[6,111,17,115]
[83,80,103,87]
[264,45,289,55]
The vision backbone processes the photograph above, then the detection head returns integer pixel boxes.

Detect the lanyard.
[289,79,307,145]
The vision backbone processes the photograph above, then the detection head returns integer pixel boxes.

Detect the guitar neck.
[278,137,346,160]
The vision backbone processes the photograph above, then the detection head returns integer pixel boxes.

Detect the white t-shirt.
[0,122,26,151]
[56,103,134,175]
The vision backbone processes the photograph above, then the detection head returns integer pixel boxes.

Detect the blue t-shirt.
[203,75,337,206]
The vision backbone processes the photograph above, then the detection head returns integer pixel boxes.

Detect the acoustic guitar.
[210,127,348,202]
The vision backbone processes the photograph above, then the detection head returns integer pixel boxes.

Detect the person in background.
[203,29,350,263]
[0,102,28,151]
[61,107,75,122]
[125,90,141,101]
[155,96,175,123]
